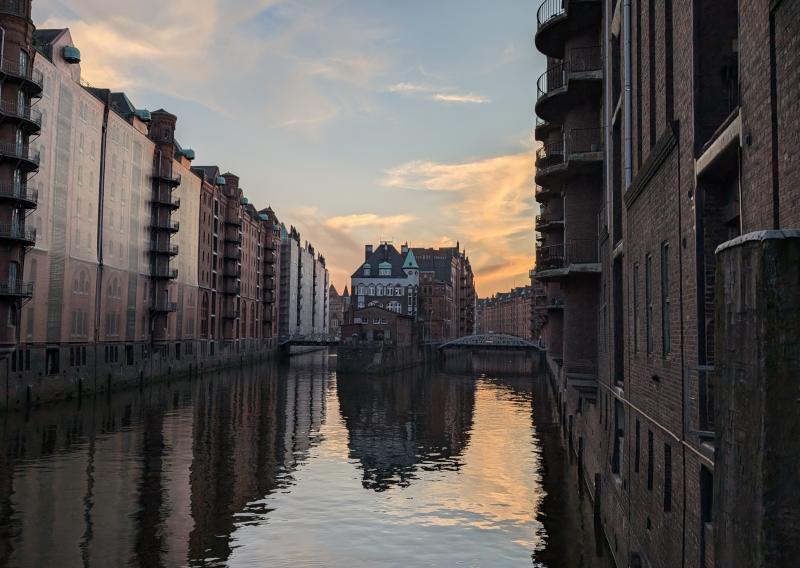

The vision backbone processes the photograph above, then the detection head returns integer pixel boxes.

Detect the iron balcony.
[153,166,181,187]
[535,0,602,60]
[152,220,180,233]
[0,142,40,172]
[222,282,241,296]
[152,194,181,209]
[535,47,603,122]
[150,301,178,313]
[222,308,240,319]
[150,243,179,256]
[0,224,35,246]
[0,185,38,208]
[152,267,179,279]
[0,58,44,96]
[0,281,33,298]
[0,101,42,134]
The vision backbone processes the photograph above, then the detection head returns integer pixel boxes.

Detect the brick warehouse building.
[0,4,328,408]
[476,286,534,340]
[532,0,800,567]
[412,244,477,342]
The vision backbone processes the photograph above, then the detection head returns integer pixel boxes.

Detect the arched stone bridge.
[439,334,543,351]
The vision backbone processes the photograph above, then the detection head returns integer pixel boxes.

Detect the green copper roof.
[180,148,195,160]
[379,261,392,269]
[403,249,418,269]
[63,45,81,64]
[216,176,226,186]
[134,109,151,122]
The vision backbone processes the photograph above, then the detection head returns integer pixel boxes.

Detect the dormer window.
[379,261,392,276]
[363,263,371,276]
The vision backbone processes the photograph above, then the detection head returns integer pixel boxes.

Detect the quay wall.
[2,340,279,411]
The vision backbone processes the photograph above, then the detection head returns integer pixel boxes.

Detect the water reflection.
[337,369,475,491]
[0,352,611,567]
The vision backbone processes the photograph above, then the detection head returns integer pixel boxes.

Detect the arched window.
[368,285,375,296]
[109,276,121,298]
[388,301,401,313]
[250,303,255,337]
[358,285,365,295]
[377,284,384,296]
[74,270,89,294]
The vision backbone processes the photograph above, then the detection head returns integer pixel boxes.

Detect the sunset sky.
[34,0,546,297]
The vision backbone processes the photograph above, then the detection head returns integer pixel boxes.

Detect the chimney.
[365,244,373,260]
[401,243,409,254]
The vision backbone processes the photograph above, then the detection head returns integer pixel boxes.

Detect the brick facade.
[532,0,799,566]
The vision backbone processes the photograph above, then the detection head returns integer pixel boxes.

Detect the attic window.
[363,264,371,276]
[380,267,391,276]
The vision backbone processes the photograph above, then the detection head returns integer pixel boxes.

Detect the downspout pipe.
[623,0,633,189]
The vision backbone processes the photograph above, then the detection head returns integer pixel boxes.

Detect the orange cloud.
[381,152,538,296]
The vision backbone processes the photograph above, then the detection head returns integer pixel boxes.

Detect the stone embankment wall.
[2,341,280,411]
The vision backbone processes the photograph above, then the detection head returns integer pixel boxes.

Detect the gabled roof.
[402,248,418,269]
[351,243,417,279]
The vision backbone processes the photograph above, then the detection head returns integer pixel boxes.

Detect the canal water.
[0,352,613,567]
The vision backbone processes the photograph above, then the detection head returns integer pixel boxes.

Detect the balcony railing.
[152,220,180,232]
[222,282,241,295]
[537,61,567,100]
[151,301,178,313]
[536,244,565,269]
[566,238,598,264]
[0,281,33,297]
[0,142,39,165]
[536,141,564,170]
[568,46,603,73]
[0,184,38,205]
[225,248,242,260]
[536,47,603,102]
[225,215,242,226]
[151,243,179,255]
[0,224,35,243]
[536,0,565,29]
[0,59,44,91]
[0,101,42,127]
[567,127,603,154]
[223,265,241,278]
[152,267,179,279]
[152,194,180,209]
[154,166,181,186]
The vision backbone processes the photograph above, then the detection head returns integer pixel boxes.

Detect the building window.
[645,254,653,354]
[664,444,672,512]
[647,430,654,491]
[661,242,671,355]
[634,419,641,473]
[612,400,624,475]
[633,262,639,353]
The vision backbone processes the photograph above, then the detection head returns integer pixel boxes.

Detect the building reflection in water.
[337,368,476,491]
[0,353,331,567]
